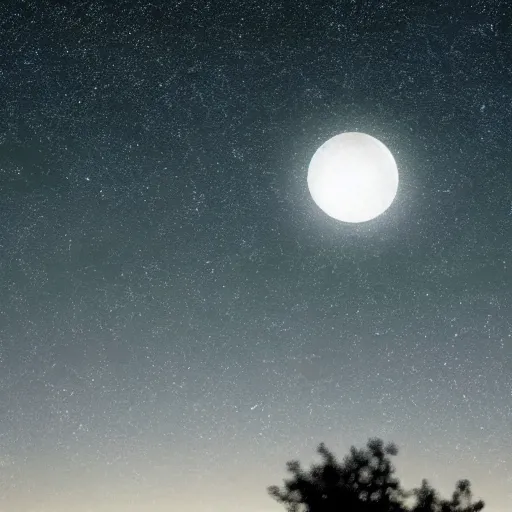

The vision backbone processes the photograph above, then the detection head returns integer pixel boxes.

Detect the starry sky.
[0,1,511,511]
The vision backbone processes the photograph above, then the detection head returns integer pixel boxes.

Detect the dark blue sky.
[0,1,511,511]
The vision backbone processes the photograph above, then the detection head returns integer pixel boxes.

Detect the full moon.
[307,132,399,223]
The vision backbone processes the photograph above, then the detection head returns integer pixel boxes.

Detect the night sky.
[1,1,511,511]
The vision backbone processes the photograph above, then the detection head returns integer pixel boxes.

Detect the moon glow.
[307,132,399,223]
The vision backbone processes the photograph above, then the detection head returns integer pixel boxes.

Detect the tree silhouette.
[268,438,405,512]
[411,480,439,512]
[411,478,484,512]
[268,438,485,512]
[440,480,485,512]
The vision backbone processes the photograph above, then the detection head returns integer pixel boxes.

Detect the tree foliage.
[268,438,485,512]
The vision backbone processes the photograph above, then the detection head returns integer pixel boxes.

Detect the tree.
[410,477,485,512]
[268,438,485,512]
[268,437,405,512]
[439,480,485,512]
[411,479,439,512]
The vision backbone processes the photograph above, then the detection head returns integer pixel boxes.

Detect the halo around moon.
[307,132,399,223]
